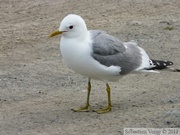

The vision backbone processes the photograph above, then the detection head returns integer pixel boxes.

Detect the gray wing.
[90,30,142,75]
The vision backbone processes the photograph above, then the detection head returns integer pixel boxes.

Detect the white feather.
[135,46,156,73]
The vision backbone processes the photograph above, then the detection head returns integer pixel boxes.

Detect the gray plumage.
[90,30,142,75]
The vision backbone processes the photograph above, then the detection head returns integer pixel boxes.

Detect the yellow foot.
[93,106,111,114]
[72,105,91,112]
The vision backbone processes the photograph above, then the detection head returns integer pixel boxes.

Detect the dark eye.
[69,25,73,29]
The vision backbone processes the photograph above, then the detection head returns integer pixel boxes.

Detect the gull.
[50,14,179,114]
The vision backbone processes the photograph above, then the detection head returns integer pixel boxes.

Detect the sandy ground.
[0,0,180,135]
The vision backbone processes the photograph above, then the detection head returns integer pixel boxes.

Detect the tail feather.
[148,59,180,72]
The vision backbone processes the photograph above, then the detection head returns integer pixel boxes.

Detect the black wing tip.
[148,59,180,72]
[150,59,174,70]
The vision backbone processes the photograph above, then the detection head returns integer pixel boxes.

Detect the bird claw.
[93,106,111,114]
[72,105,91,112]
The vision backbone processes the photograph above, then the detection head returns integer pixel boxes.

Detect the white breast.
[60,32,122,81]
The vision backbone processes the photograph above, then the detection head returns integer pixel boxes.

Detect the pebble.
[166,110,180,115]
[159,20,174,25]
[130,20,142,26]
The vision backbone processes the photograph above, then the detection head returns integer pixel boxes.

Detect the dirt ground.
[0,0,180,135]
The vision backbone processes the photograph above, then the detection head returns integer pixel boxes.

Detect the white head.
[50,14,88,39]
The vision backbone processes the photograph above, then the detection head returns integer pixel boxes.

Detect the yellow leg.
[72,80,91,112]
[94,83,112,114]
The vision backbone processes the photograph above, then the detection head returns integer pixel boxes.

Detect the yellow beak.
[49,30,63,38]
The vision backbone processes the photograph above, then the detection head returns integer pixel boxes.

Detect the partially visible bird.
[50,14,179,113]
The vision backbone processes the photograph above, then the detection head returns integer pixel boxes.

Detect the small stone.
[166,110,180,115]
[166,121,171,125]
[168,100,175,103]
[159,20,173,25]
[131,21,142,26]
